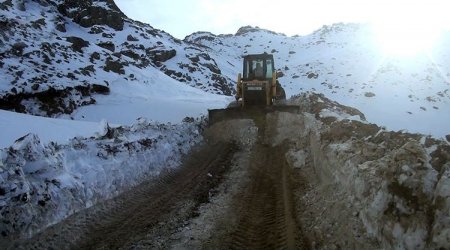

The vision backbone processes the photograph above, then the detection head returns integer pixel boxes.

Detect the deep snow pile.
[0,117,205,242]
[279,93,450,249]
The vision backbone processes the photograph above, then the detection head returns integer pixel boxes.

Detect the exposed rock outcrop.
[57,0,125,31]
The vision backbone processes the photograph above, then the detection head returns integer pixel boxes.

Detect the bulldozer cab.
[243,54,275,81]
[236,53,284,106]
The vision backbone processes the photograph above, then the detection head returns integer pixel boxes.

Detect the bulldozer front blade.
[208,105,300,126]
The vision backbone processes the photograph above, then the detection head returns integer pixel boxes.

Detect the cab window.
[265,59,273,78]
[252,59,264,78]
[245,60,252,78]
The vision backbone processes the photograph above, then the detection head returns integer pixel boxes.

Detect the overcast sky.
[114,0,449,39]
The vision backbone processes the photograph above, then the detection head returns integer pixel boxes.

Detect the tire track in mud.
[206,107,308,249]
[227,143,307,250]
[14,141,238,250]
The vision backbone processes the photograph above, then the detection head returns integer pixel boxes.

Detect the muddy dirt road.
[12,107,308,249]
[225,143,306,249]
[208,107,308,249]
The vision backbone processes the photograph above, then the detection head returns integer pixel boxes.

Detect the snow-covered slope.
[0,109,102,148]
[1,1,448,138]
[64,66,232,125]
[185,25,450,139]
[0,0,232,147]
[0,66,231,148]
[0,0,235,118]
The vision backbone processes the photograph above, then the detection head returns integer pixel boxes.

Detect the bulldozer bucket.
[208,105,300,126]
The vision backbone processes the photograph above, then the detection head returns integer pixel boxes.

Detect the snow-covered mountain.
[185,25,450,138]
[1,1,449,139]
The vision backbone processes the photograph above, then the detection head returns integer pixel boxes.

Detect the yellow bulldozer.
[236,53,285,106]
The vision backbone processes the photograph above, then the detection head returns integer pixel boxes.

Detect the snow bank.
[0,117,205,241]
[317,126,450,249]
[281,93,450,249]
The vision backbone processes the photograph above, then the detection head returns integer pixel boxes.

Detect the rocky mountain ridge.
[0,0,233,117]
